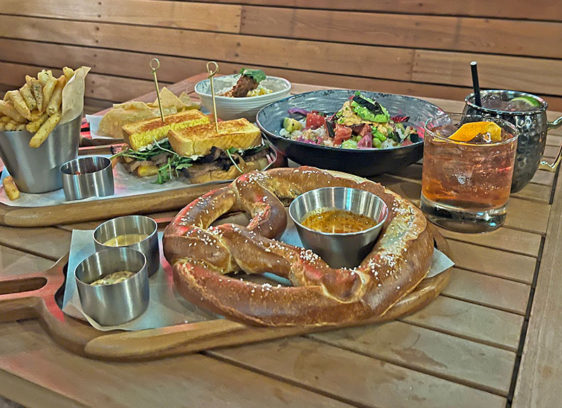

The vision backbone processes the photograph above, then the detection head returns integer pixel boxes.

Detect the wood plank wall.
[0,0,561,113]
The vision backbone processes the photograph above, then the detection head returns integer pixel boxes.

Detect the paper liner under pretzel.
[163,166,434,327]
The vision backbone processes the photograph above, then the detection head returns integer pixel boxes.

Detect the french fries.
[41,77,57,112]
[5,90,32,120]
[63,66,75,81]
[26,113,48,133]
[19,83,37,111]
[29,78,44,112]
[2,176,20,201]
[0,100,25,122]
[29,112,61,148]
[47,75,66,115]
[1,66,81,147]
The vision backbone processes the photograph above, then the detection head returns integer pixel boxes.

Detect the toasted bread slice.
[168,118,262,157]
[122,110,209,151]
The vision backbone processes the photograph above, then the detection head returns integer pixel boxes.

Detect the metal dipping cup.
[289,187,388,268]
[75,247,149,325]
[94,215,160,276]
[0,114,81,193]
[61,156,114,201]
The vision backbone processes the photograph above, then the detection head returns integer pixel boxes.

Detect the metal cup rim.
[464,89,548,115]
[74,247,147,287]
[92,215,158,249]
[60,155,112,176]
[289,187,388,237]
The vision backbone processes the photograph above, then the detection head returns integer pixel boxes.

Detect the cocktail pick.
[206,61,220,134]
[150,58,165,122]
[470,61,482,107]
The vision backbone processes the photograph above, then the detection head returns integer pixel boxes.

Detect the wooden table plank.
[402,296,523,351]
[0,245,54,279]
[512,182,553,203]
[0,225,70,261]
[446,240,536,283]
[512,159,562,407]
[530,169,555,186]
[438,227,542,258]
[211,337,506,408]
[0,321,351,408]
[442,268,530,315]
[310,321,516,396]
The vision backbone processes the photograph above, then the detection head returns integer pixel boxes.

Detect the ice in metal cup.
[420,114,518,233]
[94,215,160,276]
[289,187,388,268]
[463,90,562,192]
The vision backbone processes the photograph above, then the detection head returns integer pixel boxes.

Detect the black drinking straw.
[470,61,482,106]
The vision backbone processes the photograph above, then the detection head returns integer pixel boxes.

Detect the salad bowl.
[256,89,444,176]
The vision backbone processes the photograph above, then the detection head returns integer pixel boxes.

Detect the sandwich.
[122,110,209,151]
[113,115,270,184]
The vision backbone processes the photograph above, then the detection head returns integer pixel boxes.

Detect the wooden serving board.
[0,226,451,361]
[0,145,286,228]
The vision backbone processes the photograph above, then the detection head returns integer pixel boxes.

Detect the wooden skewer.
[150,58,165,123]
[206,61,220,133]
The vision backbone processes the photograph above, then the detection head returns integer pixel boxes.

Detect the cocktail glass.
[463,90,562,192]
[420,114,518,233]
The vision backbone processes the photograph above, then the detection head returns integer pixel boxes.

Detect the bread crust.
[163,166,434,326]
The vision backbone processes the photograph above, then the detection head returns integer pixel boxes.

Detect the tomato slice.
[333,125,352,145]
[305,112,326,129]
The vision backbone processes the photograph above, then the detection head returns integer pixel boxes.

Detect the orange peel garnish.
[448,122,502,142]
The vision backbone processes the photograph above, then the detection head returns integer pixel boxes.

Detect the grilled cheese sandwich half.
[122,110,209,151]
[167,118,261,157]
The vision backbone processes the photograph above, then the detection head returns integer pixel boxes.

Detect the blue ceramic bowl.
[256,89,444,176]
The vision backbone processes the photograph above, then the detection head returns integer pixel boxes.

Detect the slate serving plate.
[256,89,445,176]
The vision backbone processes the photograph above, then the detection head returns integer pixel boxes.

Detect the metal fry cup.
[61,156,114,201]
[289,187,388,268]
[94,215,160,276]
[75,247,149,325]
[0,114,81,193]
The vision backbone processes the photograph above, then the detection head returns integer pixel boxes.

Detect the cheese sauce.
[103,234,148,247]
[90,271,135,286]
[301,208,377,234]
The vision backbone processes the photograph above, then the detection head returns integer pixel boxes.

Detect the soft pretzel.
[163,166,434,326]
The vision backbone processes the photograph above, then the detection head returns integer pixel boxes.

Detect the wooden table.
[1,75,561,408]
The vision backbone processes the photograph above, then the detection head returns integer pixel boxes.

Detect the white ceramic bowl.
[195,74,291,121]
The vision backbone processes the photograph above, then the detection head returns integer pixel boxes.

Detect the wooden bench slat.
[242,6,562,58]
[196,0,562,20]
[0,0,242,33]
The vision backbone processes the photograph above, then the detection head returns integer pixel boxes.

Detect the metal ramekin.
[75,247,149,325]
[60,156,114,201]
[93,215,160,276]
[289,187,388,268]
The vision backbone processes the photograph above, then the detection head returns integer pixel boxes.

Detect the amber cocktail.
[421,114,518,232]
